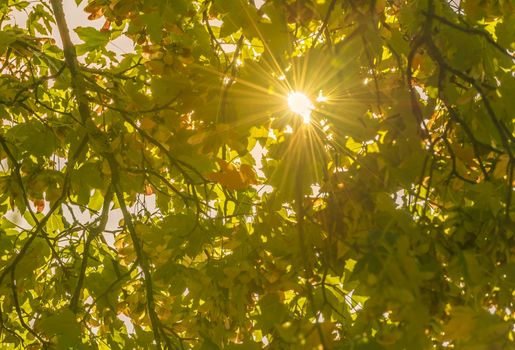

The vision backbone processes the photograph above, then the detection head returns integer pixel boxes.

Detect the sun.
[287,91,313,124]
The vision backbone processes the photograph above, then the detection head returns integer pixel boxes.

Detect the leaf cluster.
[0,0,513,349]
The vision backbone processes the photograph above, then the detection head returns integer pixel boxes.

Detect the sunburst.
[287,91,313,124]
[192,3,378,199]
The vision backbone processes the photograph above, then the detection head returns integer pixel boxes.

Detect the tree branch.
[48,1,172,347]
[106,154,178,349]
[70,188,113,313]
[426,12,514,59]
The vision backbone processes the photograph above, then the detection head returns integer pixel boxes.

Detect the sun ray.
[239,2,293,92]
[193,8,393,200]
[287,91,313,124]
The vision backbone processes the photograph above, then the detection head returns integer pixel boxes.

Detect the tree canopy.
[0,0,513,349]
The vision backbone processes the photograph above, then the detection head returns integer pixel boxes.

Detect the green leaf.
[5,121,57,157]
[0,31,17,51]
[142,12,163,43]
[257,293,288,331]
[75,26,110,53]
[37,309,82,349]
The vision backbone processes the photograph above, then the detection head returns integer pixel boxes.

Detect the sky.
[6,1,271,237]
[6,2,133,237]
[9,0,133,57]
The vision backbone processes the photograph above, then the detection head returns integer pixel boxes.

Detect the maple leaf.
[206,160,258,190]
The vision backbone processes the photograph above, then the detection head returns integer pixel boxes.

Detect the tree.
[0,0,513,348]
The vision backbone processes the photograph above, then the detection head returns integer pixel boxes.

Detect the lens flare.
[287,92,313,124]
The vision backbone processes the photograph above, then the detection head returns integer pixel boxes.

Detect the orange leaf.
[493,154,510,179]
[207,160,257,190]
[240,164,258,185]
[140,116,156,131]
[101,21,111,32]
[34,199,45,213]
[85,5,104,20]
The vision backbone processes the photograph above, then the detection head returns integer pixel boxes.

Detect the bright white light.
[287,91,313,124]
[316,90,328,102]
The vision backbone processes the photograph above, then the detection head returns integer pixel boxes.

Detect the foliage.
[0,0,513,349]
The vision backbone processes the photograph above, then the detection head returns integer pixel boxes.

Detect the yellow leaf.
[444,306,477,341]
[187,132,208,145]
